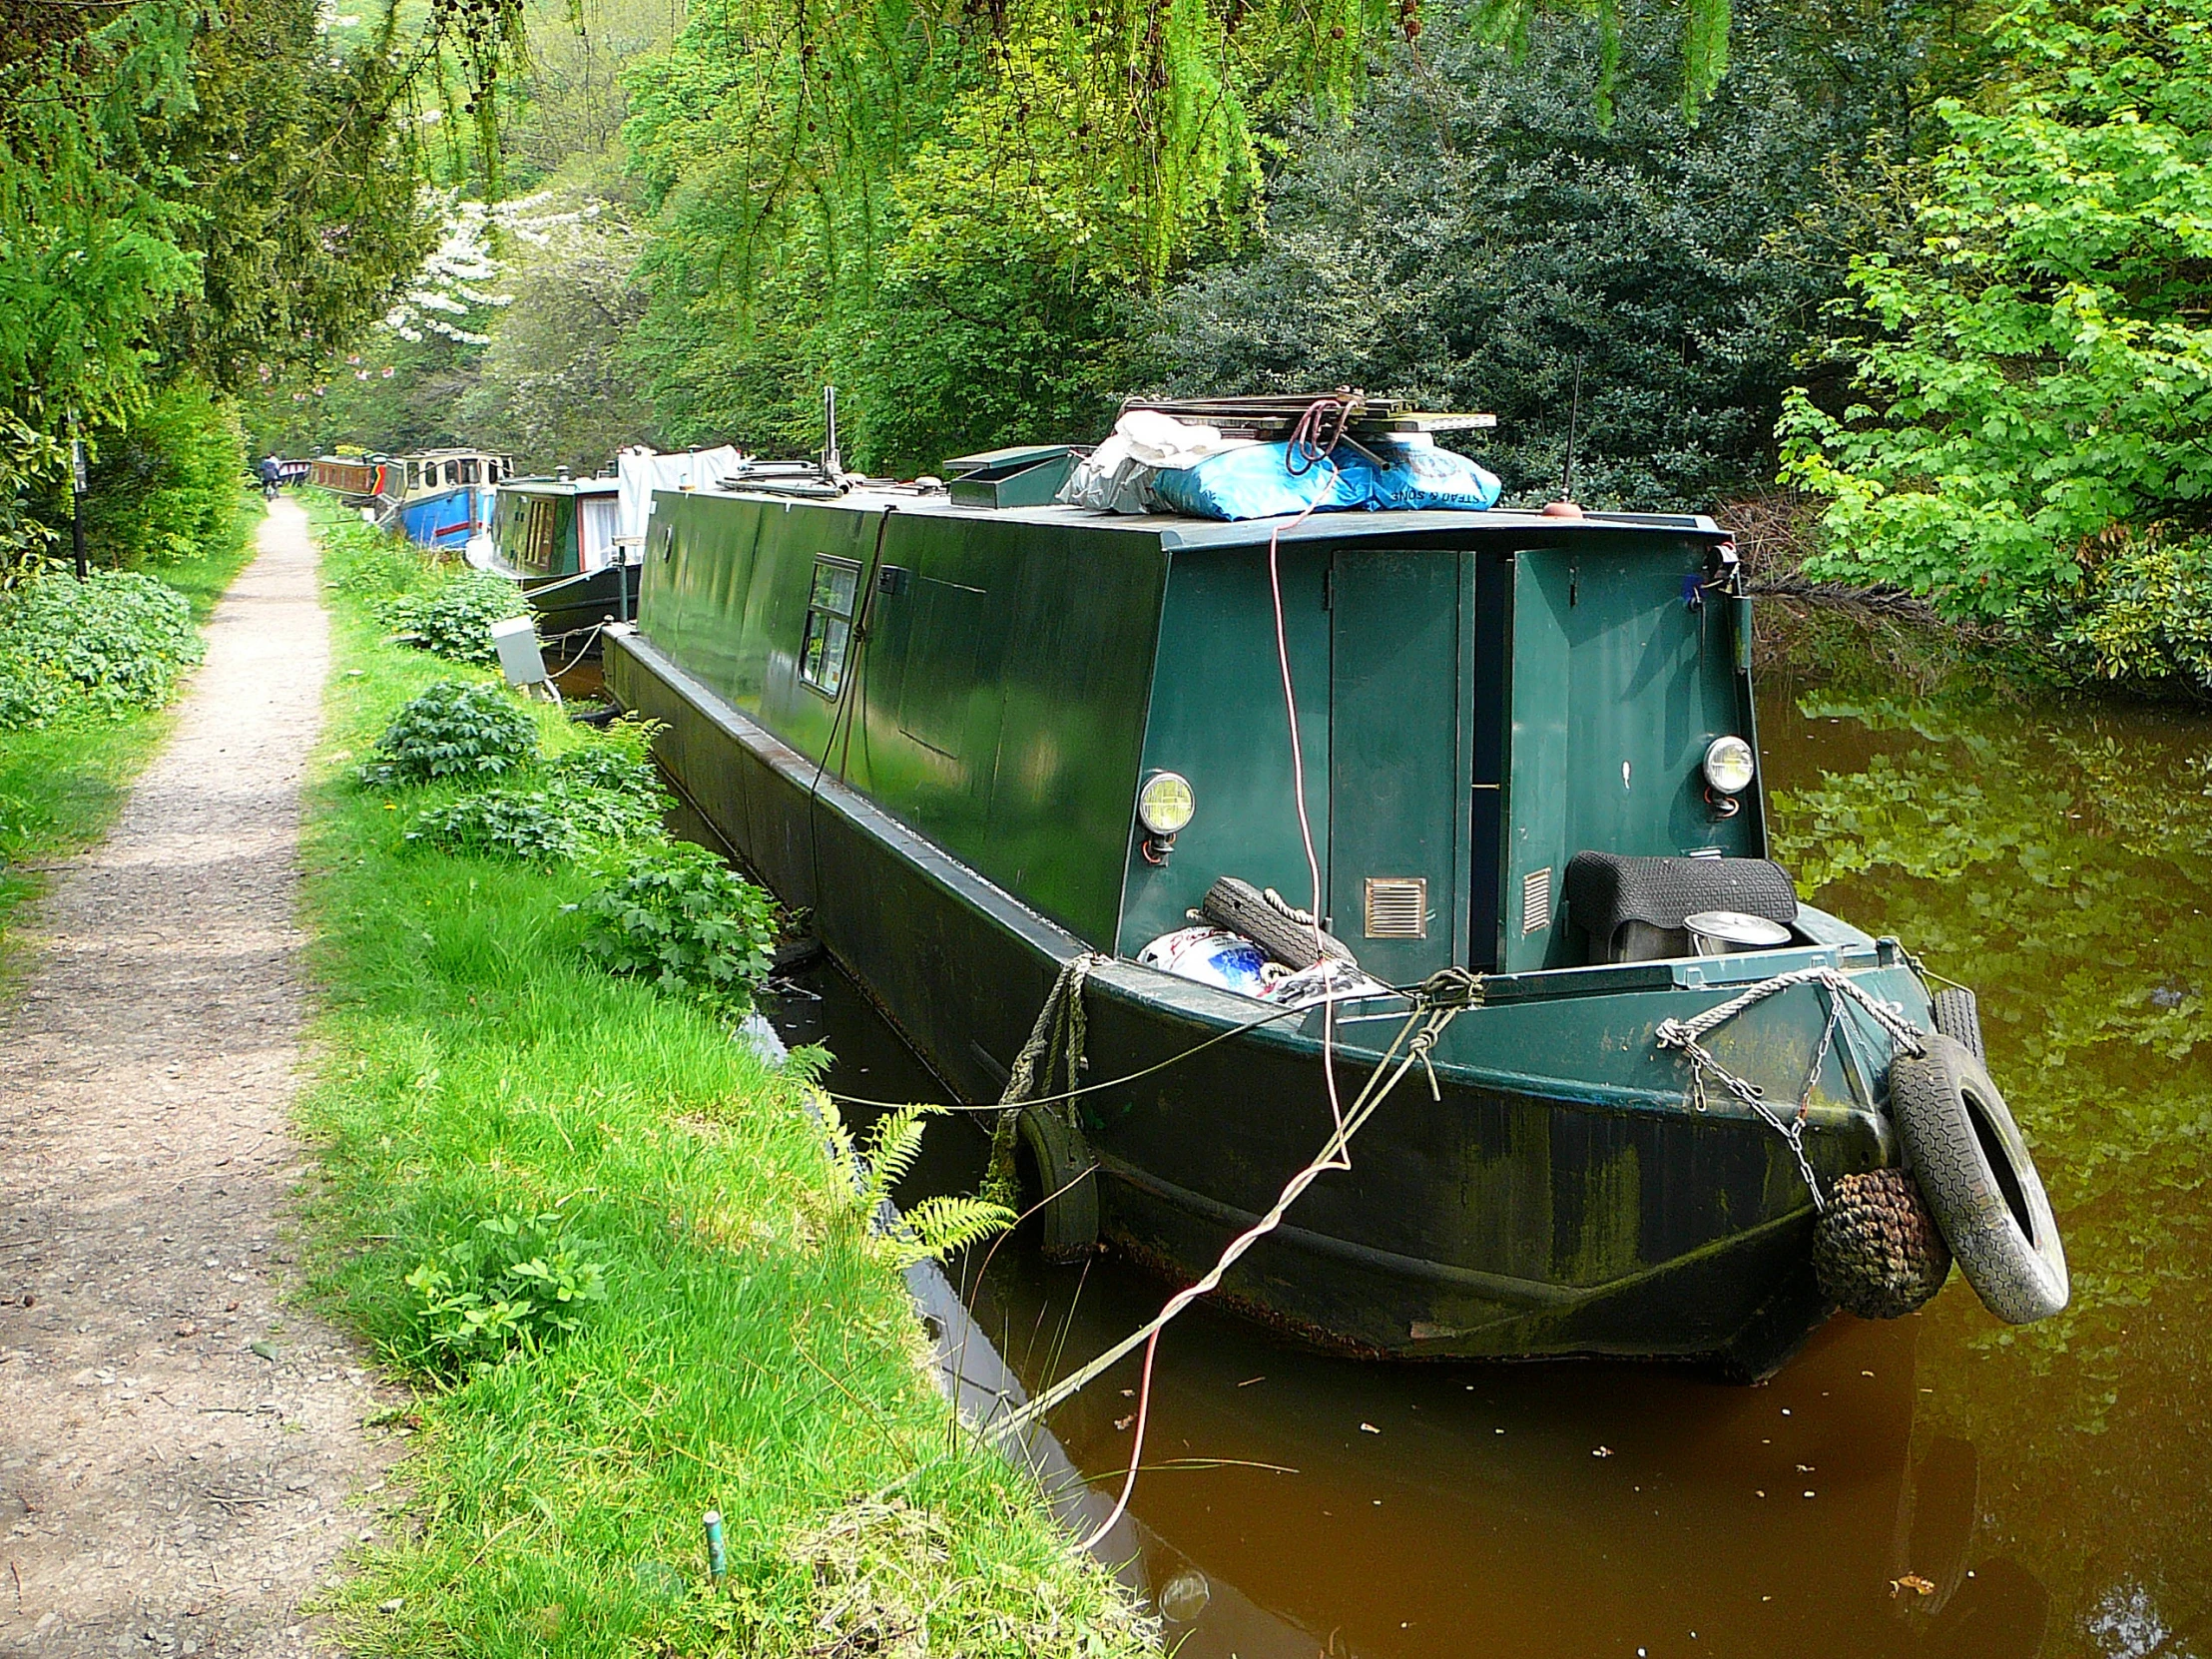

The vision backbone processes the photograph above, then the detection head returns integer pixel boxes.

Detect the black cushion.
[1564,851,1798,961]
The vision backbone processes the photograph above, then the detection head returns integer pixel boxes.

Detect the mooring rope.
[1653,965,1925,1213]
[984,952,1108,1200]
[995,968,1481,1452]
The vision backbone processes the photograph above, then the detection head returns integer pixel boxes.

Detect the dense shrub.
[404,720,672,858]
[2052,536,2212,691]
[78,378,249,569]
[401,1211,610,1374]
[359,680,538,786]
[0,571,204,730]
[378,572,532,667]
[405,790,580,859]
[1780,0,2212,668]
[580,839,777,1015]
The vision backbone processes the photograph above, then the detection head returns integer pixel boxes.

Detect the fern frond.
[894,1195,1017,1264]
[862,1106,931,1201]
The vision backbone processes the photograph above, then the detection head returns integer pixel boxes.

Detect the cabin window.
[520,498,558,572]
[800,556,860,698]
[459,458,480,485]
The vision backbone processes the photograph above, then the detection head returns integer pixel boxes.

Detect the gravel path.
[0,501,398,1656]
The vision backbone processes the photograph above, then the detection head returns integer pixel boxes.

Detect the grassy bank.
[0,491,260,963]
[294,495,1149,1656]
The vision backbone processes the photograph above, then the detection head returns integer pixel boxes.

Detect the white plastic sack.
[616,445,747,548]
[1057,410,1256,514]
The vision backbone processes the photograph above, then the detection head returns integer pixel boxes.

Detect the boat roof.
[702,484,1728,550]
[501,475,620,496]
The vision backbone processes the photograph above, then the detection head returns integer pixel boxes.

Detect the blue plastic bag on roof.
[1148,437,1500,522]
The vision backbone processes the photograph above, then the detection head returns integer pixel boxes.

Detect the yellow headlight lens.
[1137,771,1196,835]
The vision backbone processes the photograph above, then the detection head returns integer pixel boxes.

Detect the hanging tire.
[1016,1105,1099,1263]
[1930,986,1985,1064]
[1889,1034,2068,1325]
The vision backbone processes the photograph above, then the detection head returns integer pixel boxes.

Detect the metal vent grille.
[1364,877,1427,939]
[1521,866,1553,935]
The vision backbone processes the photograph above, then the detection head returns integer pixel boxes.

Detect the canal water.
[754,607,2212,1659]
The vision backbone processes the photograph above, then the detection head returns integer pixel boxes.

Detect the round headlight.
[1703,736,1756,795]
[1137,771,1196,836]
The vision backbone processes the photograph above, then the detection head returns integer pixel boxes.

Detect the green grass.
[294,494,1151,1657]
[0,491,261,965]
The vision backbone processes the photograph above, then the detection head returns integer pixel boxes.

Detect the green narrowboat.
[479,473,631,643]
[605,465,2068,1380]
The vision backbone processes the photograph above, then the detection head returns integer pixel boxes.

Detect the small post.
[702,1509,727,1585]
[69,422,89,582]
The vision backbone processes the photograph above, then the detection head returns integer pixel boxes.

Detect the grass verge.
[295,493,1151,1656]
[0,490,260,965]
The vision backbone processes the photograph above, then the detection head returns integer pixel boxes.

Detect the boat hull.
[608,623,1916,1379]
[521,562,640,645]
[397,486,494,551]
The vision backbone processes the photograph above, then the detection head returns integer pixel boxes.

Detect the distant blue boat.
[398,485,497,550]
[379,450,512,551]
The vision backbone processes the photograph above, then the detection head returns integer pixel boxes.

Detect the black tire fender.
[1890,1033,2068,1325]
[1930,985,1985,1064]
[1016,1105,1099,1263]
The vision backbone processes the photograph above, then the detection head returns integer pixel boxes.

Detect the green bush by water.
[378,571,531,667]
[358,679,538,786]
[580,839,780,1017]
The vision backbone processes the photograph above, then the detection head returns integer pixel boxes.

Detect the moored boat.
[604,407,2068,1380]
[475,447,746,651]
[387,449,510,551]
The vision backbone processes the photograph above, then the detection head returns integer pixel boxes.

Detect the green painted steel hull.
[609,621,1922,1379]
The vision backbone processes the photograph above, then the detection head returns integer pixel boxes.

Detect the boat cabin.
[631,487,1759,987]
[490,475,622,580]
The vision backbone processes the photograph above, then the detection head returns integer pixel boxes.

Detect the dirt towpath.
[0,500,395,1656]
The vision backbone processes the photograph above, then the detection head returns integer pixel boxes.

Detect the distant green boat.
[605,433,2067,1380]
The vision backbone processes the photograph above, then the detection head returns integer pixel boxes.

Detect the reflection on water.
[760,609,2212,1659]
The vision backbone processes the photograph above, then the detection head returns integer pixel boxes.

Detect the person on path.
[258,452,283,497]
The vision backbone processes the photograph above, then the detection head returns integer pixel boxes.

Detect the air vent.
[1364,877,1427,939]
[1521,866,1553,935]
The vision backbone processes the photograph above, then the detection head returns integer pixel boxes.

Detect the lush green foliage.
[0,570,205,730]
[404,723,673,858]
[1155,6,1935,507]
[64,378,250,570]
[404,788,581,859]
[303,531,1141,1656]
[378,571,532,667]
[1781,0,2212,682]
[402,1210,611,1373]
[622,0,1738,473]
[358,680,539,786]
[822,1103,1017,1269]
[580,839,779,1016]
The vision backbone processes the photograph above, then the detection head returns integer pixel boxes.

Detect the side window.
[459,458,480,485]
[799,557,860,698]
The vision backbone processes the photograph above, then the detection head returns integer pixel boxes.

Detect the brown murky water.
[760,612,2212,1659]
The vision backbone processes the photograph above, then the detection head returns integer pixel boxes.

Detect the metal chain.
[1655,965,1927,1214]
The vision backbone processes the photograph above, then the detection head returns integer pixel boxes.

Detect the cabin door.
[1328,548,1473,986]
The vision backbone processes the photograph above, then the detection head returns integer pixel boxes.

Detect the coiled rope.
[1653,965,1925,1213]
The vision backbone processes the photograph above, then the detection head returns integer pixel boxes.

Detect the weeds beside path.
[297,498,1151,1654]
[0,499,400,1655]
